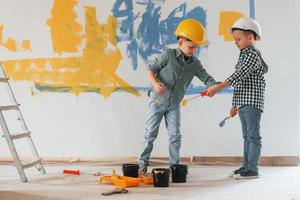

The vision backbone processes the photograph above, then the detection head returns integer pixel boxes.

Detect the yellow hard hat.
[174,18,208,46]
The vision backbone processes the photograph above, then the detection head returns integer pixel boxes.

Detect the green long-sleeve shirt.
[148,48,217,107]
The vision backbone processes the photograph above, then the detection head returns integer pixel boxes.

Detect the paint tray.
[140,173,153,184]
[100,175,140,188]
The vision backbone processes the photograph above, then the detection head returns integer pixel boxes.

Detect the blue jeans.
[139,100,181,166]
[238,105,262,172]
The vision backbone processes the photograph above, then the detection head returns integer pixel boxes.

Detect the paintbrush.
[63,169,101,176]
[218,116,231,128]
[181,90,208,106]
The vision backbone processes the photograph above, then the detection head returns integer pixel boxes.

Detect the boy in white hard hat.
[207,17,268,179]
[138,18,217,174]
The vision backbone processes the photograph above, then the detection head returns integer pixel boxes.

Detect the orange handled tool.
[181,90,208,106]
[63,169,80,175]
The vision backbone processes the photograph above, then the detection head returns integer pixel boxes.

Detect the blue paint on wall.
[112,0,207,69]
[159,3,187,45]
[249,0,255,19]
[111,0,135,41]
[126,38,138,70]
[35,84,233,96]
[110,0,254,97]
[112,0,139,69]
[185,83,233,95]
[137,2,162,63]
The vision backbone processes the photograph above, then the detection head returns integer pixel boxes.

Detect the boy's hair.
[231,28,257,40]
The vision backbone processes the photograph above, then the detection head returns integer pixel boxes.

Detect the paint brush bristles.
[219,116,231,128]
[181,95,201,106]
[181,90,208,106]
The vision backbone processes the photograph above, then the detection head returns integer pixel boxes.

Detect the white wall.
[254,0,299,156]
[298,0,300,157]
[0,0,299,158]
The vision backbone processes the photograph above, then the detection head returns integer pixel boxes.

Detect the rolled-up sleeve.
[195,60,217,87]
[148,49,170,73]
[226,51,258,87]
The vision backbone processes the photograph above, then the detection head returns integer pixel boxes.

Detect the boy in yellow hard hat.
[207,17,268,179]
[138,18,218,173]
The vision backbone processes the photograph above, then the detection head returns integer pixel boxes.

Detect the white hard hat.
[230,17,262,41]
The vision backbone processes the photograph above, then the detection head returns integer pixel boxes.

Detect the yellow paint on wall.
[2,5,140,98]
[47,0,83,54]
[22,40,31,51]
[4,38,17,52]
[0,24,31,52]
[219,11,243,41]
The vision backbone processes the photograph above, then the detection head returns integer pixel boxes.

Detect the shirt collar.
[240,45,254,53]
[175,48,195,61]
[175,48,182,57]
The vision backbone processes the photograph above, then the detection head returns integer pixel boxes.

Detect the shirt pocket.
[182,65,198,82]
[159,62,182,87]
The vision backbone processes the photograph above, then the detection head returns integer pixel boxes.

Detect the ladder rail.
[0,62,46,182]
[0,65,20,108]
[0,63,42,160]
[0,111,28,182]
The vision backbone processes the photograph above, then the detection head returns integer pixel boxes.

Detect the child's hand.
[154,82,166,95]
[207,85,219,97]
[230,106,238,117]
[207,81,229,97]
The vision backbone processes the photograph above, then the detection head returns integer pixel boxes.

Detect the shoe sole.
[229,173,236,178]
[230,167,246,178]
[233,174,260,180]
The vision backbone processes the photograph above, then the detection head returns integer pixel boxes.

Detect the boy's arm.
[207,80,229,97]
[227,51,258,87]
[148,70,165,95]
[148,49,170,73]
[195,62,217,87]
[147,50,170,95]
[207,51,259,97]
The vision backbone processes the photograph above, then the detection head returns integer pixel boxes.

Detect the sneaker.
[230,167,246,177]
[138,164,148,175]
[233,169,259,180]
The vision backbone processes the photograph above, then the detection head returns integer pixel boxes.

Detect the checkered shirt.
[226,46,268,112]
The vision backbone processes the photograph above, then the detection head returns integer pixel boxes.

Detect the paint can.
[170,164,188,183]
[122,163,139,178]
[152,168,170,187]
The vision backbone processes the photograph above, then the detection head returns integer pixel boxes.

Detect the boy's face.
[178,38,199,57]
[232,30,254,49]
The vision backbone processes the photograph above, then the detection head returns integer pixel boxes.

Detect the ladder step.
[0,77,9,82]
[0,104,20,111]
[10,131,31,140]
[21,158,42,169]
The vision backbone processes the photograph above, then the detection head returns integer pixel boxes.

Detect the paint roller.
[181,90,208,106]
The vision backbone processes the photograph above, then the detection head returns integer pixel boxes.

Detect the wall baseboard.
[0,156,298,166]
[189,156,299,166]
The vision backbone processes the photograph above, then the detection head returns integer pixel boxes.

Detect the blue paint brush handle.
[219,116,231,128]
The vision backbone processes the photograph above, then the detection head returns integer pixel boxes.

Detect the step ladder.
[0,63,46,182]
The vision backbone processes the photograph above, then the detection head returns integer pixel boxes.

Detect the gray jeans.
[139,100,181,166]
[238,105,262,172]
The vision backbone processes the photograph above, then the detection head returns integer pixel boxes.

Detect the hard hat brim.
[199,40,209,46]
[230,27,261,41]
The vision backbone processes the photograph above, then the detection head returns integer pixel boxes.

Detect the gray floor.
[0,163,299,200]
